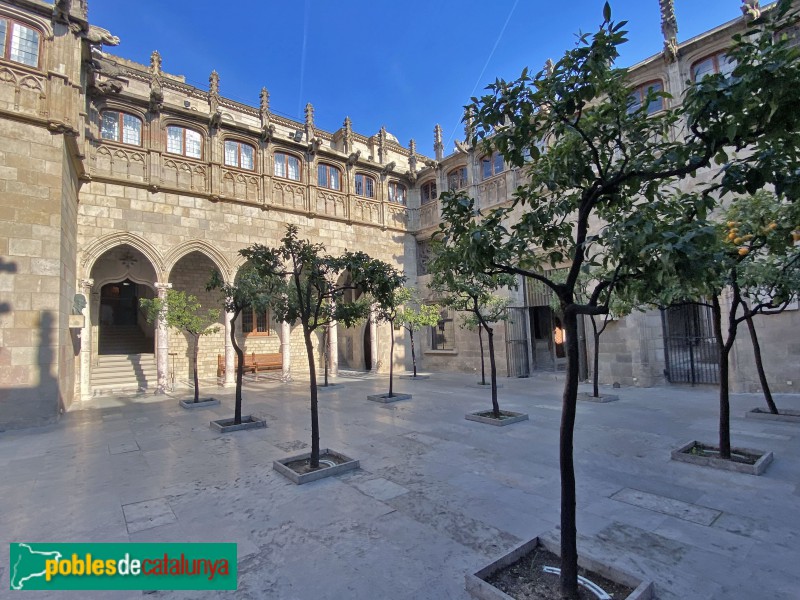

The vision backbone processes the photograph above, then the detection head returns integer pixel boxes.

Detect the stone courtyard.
[1,373,798,599]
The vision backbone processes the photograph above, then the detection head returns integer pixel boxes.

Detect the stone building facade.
[0,0,797,430]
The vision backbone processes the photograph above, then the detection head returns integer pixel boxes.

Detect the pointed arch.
[164,240,231,279]
[80,232,166,279]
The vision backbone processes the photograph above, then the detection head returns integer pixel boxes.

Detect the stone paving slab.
[610,488,721,526]
[0,373,799,599]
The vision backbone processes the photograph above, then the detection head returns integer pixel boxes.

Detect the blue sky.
[90,0,742,157]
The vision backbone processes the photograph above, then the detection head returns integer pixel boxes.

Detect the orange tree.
[240,225,403,468]
[440,2,800,596]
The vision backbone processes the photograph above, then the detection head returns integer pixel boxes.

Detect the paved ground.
[1,372,799,599]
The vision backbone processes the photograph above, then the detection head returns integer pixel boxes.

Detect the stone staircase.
[92,325,156,395]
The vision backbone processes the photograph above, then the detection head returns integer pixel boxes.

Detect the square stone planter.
[399,374,430,380]
[465,410,528,427]
[474,382,503,389]
[273,448,359,485]
[367,393,412,403]
[180,398,220,409]
[316,382,342,392]
[577,392,619,403]
[466,536,654,600]
[671,440,773,476]
[746,407,800,423]
[209,415,266,433]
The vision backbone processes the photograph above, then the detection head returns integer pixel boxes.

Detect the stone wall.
[0,119,69,429]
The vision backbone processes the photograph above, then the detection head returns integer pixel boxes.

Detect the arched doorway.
[98,280,154,354]
[335,270,372,372]
[88,245,159,394]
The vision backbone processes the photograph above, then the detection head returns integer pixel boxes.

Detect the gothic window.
[0,18,40,67]
[224,140,255,170]
[692,51,735,81]
[166,125,202,159]
[447,166,467,191]
[355,173,375,198]
[317,163,341,190]
[628,80,664,114]
[421,180,437,204]
[100,111,142,146]
[431,308,455,351]
[388,181,407,205]
[274,152,302,181]
[481,152,504,180]
[241,308,270,336]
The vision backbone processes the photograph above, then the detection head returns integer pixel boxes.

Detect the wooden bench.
[217,352,282,380]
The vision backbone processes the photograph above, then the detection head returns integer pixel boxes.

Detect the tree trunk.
[410,329,418,377]
[303,325,320,468]
[486,324,500,418]
[478,326,486,386]
[559,308,580,600]
[388,322,395,398]
[711,296,732,460]
[745,313,779,414]
[230,311,244,425]
[192,333,200,403]
[322,326,329,387]
[591,316,600,398]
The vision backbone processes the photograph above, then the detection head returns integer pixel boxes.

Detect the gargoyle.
[454,140,470,154]
[423,158,439,170]
[260,124,276,143]
[83,25,120,46]
[347,150,361,166]
[381,161,396,176]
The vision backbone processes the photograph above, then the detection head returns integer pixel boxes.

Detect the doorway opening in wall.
[528,306,567,372]
[661,302,719,385]
[98,280,155,355]
[363,324,372,371]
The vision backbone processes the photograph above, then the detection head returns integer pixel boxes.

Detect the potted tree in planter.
[369,286,412,402]
[397,289,441,380]
[429,245,520,425]
[206,265,279,432]
[659,192,799,474]
[140,289,220,408]
[241,225,404,484]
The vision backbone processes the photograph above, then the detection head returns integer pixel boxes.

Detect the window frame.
[241,307,271,337]
[273,151,302,182]
[165,125,203,159]
[447,166,468,191]
[388,181,407,205]
[0,17,41,68]
[627,80,665,115]
[317,162,342,191]
[223,139,256,171]
[481,152,504,180]
[99,110,143,146]
[691,50,735,81]
[421,180,437,204]
[355,173,376,198]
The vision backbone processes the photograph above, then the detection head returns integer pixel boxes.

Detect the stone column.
[79,278,94,400]
[154,282,172,394]
[369,304,378,372]
[328,320,338,377]
[280,321,292,382]
[223,307,235,387]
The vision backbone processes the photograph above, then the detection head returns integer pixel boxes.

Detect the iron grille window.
[431,308,455,351]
